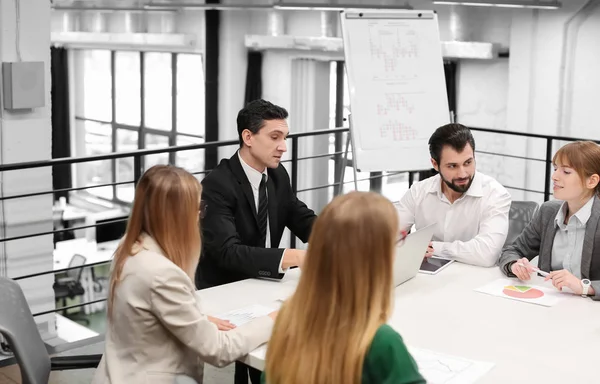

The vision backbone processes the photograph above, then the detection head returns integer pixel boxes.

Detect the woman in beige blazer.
[92,165,276,384]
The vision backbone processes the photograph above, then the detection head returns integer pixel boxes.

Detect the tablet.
[419,257,454,275]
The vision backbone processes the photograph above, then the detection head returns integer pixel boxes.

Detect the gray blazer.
[499,198,600,301]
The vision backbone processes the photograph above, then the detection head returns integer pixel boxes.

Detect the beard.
[441,173,474,193]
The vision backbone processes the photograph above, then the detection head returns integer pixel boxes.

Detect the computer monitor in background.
[95,215,128,244]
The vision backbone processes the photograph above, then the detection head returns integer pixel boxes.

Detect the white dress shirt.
[396,171,511,267]
[551,196,595,278]
[238,151,286,273]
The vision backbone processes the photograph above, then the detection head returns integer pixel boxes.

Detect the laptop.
[393,224,436,286]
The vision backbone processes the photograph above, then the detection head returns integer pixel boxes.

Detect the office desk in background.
[197,263,600,384]
[53,239,119,315]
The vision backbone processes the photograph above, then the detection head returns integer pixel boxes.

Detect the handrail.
[469,126,600,143]
[3,125,593,173]
[2,124,594,364]
[0,128,349,172]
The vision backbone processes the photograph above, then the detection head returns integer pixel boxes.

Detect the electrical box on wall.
[2,61,45,110]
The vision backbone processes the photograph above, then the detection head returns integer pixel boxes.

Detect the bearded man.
[396,123,511,267]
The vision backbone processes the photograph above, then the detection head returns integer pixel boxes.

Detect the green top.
[261,324,426,384]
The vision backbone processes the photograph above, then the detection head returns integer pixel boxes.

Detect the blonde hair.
[264,191,399,384]
[108,165,202,318]
[553,141,600,196]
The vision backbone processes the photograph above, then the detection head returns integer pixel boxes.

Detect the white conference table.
[197,263,599,384]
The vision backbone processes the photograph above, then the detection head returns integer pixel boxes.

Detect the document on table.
[475,278,565,307]
[408,347,495,384]
[215,304,275,327]
[249,343,494,384]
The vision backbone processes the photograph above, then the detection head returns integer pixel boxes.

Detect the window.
[73,50,206,203]
[81,50,111,122]
[116,129,138,202]
[177,54,205,136]
[115,52,141,126]
[81,120,113,200]
[144,53,172,131]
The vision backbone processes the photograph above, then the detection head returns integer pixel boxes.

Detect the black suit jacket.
[195,153,316,289]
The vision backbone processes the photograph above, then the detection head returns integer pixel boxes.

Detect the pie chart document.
[475,278,565,307]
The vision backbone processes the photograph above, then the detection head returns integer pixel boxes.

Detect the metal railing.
[1,124,599,365]
[3,126,599,285]
[470,127,600,201]
[0,127,349,366]
[2,128,360,317]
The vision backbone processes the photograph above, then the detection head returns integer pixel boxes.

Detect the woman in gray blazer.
[499,141,600,301]
[92,165,276,384]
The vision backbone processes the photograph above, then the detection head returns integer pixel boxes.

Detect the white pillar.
[0,0,55,339]
[290,58,331,213]
[287,58,330,248]
[217,9,251,160]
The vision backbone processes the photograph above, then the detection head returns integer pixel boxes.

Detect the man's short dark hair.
[236,99,288,147]
[428,123,476,164]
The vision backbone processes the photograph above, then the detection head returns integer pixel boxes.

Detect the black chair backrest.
[0,277,51,384]
[67,254,87,281]
[505,201,539,247]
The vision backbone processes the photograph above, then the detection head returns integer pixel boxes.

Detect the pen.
[517,263,550,277]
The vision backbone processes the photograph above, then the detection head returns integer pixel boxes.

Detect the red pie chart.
[502,285,544,299]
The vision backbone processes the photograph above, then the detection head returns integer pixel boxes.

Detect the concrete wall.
[1,0,55,338]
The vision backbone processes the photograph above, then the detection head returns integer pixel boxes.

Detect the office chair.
[504,201,539,247]
[92,268,109,294]
[53,254,89,325]
[0,277,102,384]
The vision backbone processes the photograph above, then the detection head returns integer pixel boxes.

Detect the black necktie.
[257,174,268,247]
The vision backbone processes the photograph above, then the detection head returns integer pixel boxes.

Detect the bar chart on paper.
[368,22,420,82]
[362,92,425,150]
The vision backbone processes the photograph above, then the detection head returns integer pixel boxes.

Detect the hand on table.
[208,316,236,331]
[510,257,536,281]
[282,249,306,270]
[424,242,434,258]
[545,269,584,295]
[295,250,306,269]
[268,310,279,321]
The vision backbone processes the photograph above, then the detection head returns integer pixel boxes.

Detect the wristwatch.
[581,279,591,297]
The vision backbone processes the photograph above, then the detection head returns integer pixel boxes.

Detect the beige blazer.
[92,233,274,384]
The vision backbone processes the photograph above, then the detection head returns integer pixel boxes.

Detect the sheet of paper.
[408,347,495,384]
[475,278,565,307]
[250,341,494,384]
[215,304,275,327]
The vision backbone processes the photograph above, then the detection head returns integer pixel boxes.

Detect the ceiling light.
[432,0,561,9]
[146,1,413,11]
[273,2,413,11]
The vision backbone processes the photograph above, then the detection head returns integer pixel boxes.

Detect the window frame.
[71,49,205,205]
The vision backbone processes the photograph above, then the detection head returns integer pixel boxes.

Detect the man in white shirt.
[396,123,511,267]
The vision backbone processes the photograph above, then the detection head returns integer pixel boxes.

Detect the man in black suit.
[196,99,317,383]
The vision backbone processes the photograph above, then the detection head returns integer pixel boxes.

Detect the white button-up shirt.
[551,196,595,278]
[238,151,286,273]
[396,171,511,267]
